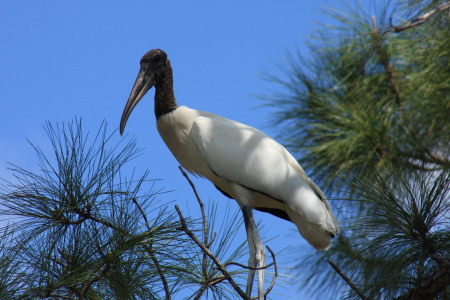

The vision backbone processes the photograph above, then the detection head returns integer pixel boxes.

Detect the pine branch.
[224,261,273,271]
[328,259,369,300]
[178,166,210,282]
[179,166,212,300]
[395,256,450,300]
[0,119,189,299]
[371,16,401,105]
[78,252,112,299]
[263,1,450,298]
[131,197,171,300]
[174,205,249,299]
[389,1,450,33]
[178,167,279,299]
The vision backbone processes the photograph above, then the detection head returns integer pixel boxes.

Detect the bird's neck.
[154,64,178,119]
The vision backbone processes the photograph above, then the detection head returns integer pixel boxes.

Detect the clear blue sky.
[0,1,374,299]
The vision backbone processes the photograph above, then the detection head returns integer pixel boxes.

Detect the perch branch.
[175,205,248,299]
[328,259,369,300]
[179,166,210,280]
[178,166,278,299]
[389,1,450,33]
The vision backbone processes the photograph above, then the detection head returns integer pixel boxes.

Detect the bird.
[120,49,339,299]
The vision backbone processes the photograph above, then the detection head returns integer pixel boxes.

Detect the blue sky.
[0,1,373,299]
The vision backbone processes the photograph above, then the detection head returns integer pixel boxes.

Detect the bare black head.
[120,49,177,135]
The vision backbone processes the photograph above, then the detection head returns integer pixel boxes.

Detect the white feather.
[157,106,339,250]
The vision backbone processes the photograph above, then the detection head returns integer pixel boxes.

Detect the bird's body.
[157,105,338,250]
[120,49,339,298]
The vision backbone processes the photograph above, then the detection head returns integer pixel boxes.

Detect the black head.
[141,49,167,64]
[120,49,173,135]
[139,49,169,81]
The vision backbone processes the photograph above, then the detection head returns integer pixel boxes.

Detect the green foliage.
[323,169,449,299]
[264,0,450,299]
[265,1,449,188]
[0,119,253,299]
[0,119,187,299]
[349,170,450,299]
[181,202,249,300]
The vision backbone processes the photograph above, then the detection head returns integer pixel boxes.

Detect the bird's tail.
[287,191,339,250]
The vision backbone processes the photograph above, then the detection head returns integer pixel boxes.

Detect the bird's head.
[120,49,170,135]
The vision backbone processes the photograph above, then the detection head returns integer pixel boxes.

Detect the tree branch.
[131,197,171,300]
[179,166,213,300]
[78,252,112,299]
[372,15,449,171]
[174,205,249,299]
[178,166,278,299]
[224,261,274,271]
[73,196,173,299]
[395,255,450,300]
[328,259,369,300]
[389,1,450,33]
[371,16,401,105]
[178,166,210,281]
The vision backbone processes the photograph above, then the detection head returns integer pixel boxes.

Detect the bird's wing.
[281,148,332,209]
[190,115,323,204]
[191,114,339,248]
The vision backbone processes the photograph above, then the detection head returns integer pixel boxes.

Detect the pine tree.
[264,0,450,298]
[0,119,276,299]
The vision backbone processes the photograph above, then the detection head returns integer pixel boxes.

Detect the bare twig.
[389,1,450,33]
[194,284,209,300]
[371,15,377,34]
[175,205,249,299]
[224,261,273,271]
[328,259,369,300]
[178,167,209,240]
[178,166,210,280]
[208,275,228,286]
[72,207,123,233]
[207,232,217,248]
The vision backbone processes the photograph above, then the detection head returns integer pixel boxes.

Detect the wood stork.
[120,49,339,299]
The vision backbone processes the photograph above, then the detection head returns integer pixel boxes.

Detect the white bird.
[120,49,339,299]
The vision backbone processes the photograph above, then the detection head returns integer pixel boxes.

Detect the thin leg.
[241,204,266,300]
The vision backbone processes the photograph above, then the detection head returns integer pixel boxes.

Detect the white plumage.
[120,49,339,298]
[157,106,338,249]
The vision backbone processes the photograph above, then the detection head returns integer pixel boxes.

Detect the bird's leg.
[241,204,266,300]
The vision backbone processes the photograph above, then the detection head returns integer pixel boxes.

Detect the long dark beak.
[120,65,154,135]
